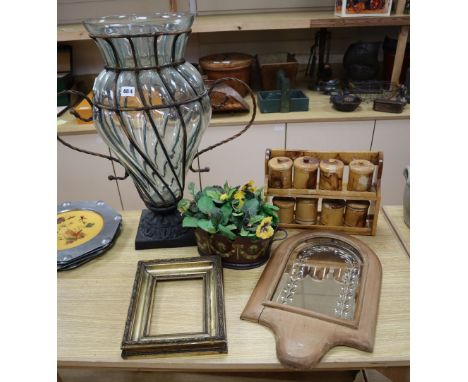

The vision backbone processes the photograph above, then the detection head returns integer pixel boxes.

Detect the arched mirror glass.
[271,237,363,321]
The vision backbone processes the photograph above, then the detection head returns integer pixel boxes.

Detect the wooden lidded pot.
[272,197,295,224]
[319,159,344,190]
[320,199,346,226]
[199,53,253,96]
[293,156,319,189]
[344,200,370,227]
[348,159,375,191]
[268,157,293,189]
[295,198,318,225]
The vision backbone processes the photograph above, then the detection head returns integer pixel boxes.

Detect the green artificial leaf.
[249,214,266,225]
[210,209,224,227]
[262,203,279,216]
[182,216,199,228]
[240,227,256,238]
[220,203,232,225]
[197,195,216,214]
[187,182,196,197]
[206,190,222,201]
[203,186,224,196]
[197,219,217,234]
[177,199,191,214]
[218,225,237,240]
[243,198,260,216]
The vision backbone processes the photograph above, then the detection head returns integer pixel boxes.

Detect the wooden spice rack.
[264,149,383,235]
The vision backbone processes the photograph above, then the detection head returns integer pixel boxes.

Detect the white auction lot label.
[121,87,135,97]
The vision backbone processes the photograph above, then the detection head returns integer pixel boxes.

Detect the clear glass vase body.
[84,13,211,211]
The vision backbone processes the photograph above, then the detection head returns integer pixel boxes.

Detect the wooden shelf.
[57,90,410,136]
[58,11,410,42]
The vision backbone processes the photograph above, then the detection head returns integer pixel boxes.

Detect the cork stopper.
[268,157,293,171]
[349,159,375,175]
[346,200,370,210]
[294,156,319,171]
[320,158,344,173]
[273,197,295,208]
[322,199,346,209]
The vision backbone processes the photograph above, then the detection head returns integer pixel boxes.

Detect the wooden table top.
[383,205,410,256]
[57,209,409,371]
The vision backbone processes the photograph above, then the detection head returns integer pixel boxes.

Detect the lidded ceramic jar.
[272,197,295,224]
[319,159,344,190]
[268,157,293,189]
[293,156,319,189]
[348,159,375,191]
[320,199,345,226]
[344,200,370,227]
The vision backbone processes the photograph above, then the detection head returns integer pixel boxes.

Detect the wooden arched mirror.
[241,231,382,369]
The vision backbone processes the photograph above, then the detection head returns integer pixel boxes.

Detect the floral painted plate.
[57,200,122,266]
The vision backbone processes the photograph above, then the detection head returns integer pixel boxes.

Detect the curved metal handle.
[190,77,257,173]
[57,90,128,181]
[272,227,288,243]
[57,89,94,122]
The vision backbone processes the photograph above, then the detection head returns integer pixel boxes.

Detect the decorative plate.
[57,201,121,264]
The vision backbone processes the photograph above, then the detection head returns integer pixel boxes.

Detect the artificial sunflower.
[241,180,257,193]
[256,216,274,239]
[233,189,246,208]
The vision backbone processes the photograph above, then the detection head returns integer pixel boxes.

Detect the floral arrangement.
[177,181,279,240]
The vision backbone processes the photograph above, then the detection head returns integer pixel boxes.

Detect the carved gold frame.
[241,231,382,369]
[121,256,227,358]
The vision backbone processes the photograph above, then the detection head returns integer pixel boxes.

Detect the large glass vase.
[84,13,211,248]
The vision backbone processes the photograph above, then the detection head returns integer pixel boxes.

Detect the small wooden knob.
[293,156,319,189]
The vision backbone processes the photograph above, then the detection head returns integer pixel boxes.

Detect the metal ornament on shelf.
[57,13,256,249]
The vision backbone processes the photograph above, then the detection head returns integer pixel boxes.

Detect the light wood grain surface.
[383,205,409,256]
[58,12,410,42]
[57,209,409,371]
[57,91,410,136]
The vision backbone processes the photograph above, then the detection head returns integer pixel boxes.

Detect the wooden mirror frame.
[241,231,382,369]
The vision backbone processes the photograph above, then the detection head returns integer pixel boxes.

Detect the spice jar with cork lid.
[344,200,370,227]
[293,156,319,189]
[348,159,375,191]
[268,157,293,189]
[320,199,345,226]
[272,197,295,224]
[319,159,344,190]
[295,198,318,225]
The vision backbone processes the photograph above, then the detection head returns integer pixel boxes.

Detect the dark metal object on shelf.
[348,80,401,103]
[373,98,406,113]
[257,70,309,113]
[330,94,362,112]
[343,41,380,81]
[318,79,341,95]
[306,28,332,90]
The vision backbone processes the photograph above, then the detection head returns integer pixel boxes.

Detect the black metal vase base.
[135,209,196,250]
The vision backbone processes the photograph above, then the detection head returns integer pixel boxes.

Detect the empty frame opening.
[149,278,205,336]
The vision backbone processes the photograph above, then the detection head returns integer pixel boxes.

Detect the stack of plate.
[57,200,122,271]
